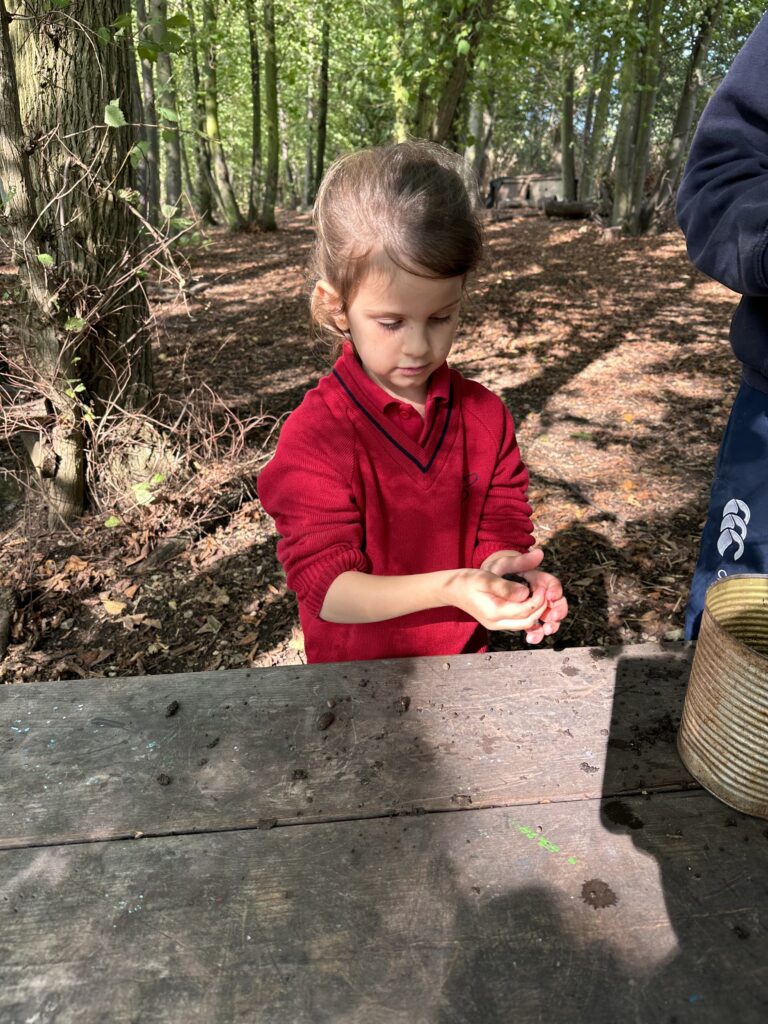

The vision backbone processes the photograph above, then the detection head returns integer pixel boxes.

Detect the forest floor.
[0,210,739,683]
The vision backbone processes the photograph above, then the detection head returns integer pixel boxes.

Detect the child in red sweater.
[257,140,567,663]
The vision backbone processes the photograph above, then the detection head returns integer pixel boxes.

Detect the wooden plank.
[1,790,765,1023]
[0,643,696,847]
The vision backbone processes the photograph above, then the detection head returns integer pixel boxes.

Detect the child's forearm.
[319,569,458,624]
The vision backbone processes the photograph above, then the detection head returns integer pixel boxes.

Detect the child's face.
[319,260,463,405]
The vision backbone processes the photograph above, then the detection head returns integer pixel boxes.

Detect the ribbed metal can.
[678,574,768,820]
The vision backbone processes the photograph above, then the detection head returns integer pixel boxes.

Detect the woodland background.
[0,0,764,680]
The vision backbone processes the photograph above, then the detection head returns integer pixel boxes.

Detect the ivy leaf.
[104,100,127,128]
[111,12,132,30]
[104,515,121,528]
[457,39,470,56]
[64,316,86,331]
[158,106,179,122]
[36,253,54,267]
[161,203,179,219]
[96,26,111,45]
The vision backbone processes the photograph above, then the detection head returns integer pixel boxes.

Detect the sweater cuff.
[472,535,533,570]
[291,547,371,618]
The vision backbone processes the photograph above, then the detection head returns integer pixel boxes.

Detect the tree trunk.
[611,2,643,228]
[261,0,279,230]
[278,102,298,210]
[152,0,182,213]
[244,0,262,223]
[202,0,245,230]
[579,46,600,176]
[314,2,330,193]
[627,0,664,234]
[560,59,577,202]
[303,65,315,208]
[135,0,160,225]
[579,35,618,201]
[185,0,218,225]
[650,0,723,225]
[432,0,495,146]
[391,0,409,142]
[3,0,153,523]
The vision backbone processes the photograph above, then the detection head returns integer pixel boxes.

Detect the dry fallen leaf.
[64,555,89,573]
[101,598,127,616]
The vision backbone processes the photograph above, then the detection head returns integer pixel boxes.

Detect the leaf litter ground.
[0,212,739,682]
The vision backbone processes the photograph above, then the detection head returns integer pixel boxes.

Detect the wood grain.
[1,790,765,1024]
[0,643,696,847]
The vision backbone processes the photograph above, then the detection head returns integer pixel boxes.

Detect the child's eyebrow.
[364,298,461,316]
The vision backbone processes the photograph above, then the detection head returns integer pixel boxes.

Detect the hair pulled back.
[309,138,484,356]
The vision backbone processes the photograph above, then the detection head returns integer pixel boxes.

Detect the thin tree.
[152,0,182,212]
[201,0,245,230]
[136,0,160,225]
[185,0,218,224]
[314,0,330,194]
[261,0,279,230]
[244,0,263,223]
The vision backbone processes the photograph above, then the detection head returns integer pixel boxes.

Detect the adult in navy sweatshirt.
[677,11,768,638]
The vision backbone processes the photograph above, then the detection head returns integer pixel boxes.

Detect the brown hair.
[308,138,485,359]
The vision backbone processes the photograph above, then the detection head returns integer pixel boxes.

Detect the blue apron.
[685,380,768,639]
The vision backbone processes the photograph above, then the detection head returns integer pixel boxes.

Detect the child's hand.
[478,548,568,644]
[447,568,550,634]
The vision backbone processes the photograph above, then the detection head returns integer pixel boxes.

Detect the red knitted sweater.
[257,343,534,663]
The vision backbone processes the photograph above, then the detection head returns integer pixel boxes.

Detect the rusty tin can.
[677,574,768,820]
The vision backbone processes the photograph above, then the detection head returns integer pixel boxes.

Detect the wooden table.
[1,642,766,1023]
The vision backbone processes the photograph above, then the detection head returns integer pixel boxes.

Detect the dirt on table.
[0,210,739,683]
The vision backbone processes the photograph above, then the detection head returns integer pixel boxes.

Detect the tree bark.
[432,0,495,147]
[391,0,409,142]
[152,0,182,213]
[202,0,245,230]
[185,0,218,224]
[135,0,160,225]
[611,1,643,228]
[560,60,577,202]
[650,0,723,225]
[303,56,315,208]
[314,1,330,193]
[261,0,279,230]
[627,0,664,234]
[3,0,153,522]
[244,0,262,223]
[579,35,618,201]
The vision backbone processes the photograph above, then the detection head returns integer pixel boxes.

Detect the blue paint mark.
[146,741,157,752]
[47,738,57,749]
[688,995,703,1004]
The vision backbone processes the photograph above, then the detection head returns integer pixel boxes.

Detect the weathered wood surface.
[0,643,696,848]
[1,791,766,1024]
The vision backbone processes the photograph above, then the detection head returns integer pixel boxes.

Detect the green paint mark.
[507,817,580,866]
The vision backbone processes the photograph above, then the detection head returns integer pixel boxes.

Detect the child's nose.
[401,326,431,356]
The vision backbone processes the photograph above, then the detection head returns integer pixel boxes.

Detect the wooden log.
[0,643,696,848]
[543,198,598,219]
[0,790,766,1023]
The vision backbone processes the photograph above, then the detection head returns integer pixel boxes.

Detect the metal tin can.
[677,574,768,820]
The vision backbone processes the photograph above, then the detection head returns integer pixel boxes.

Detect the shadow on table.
[433,651,768,1023]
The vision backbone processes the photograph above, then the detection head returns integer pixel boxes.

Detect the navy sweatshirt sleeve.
[677,13,768,297]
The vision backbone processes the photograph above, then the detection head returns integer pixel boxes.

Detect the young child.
[257,140,567,664]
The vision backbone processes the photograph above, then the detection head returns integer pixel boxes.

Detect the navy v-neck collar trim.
[332,368,453,475]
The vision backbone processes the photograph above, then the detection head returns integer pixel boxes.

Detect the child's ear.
[313,279,349,332]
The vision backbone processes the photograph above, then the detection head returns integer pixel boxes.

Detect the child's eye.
[377,315,452,332]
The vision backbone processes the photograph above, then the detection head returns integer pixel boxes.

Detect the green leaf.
[150,473,165,485]
[129,140,150,168]
[104,100,127,128]
[161,128,177,144]
[96,26,111,45]
[166,12,190,29]
[64,316,86,331]
[50,0,70,9]
[36,253,54,267]
[161,203,179,219]
[111,12,132,30]
[137,42,158,62]
[457,39,470,56]
[104,515,121,528]
[159,106,179,122]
